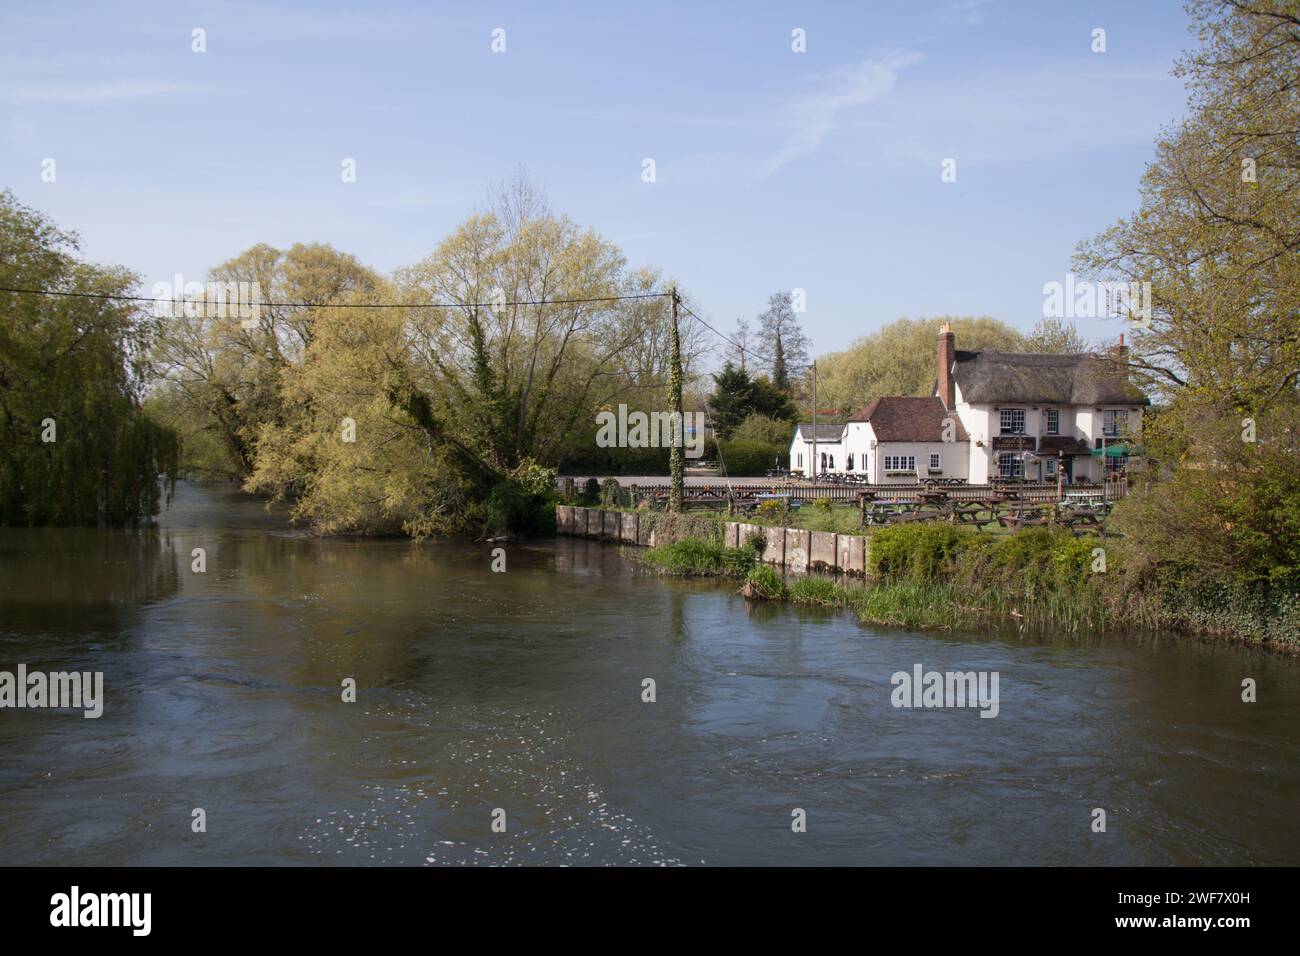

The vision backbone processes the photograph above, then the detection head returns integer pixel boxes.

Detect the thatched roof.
[850,396,968,442]
[951,350,1148,406]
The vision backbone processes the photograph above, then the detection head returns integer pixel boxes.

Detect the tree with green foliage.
[1026,317,1089,353]
[707,362,798,439]
[1075,0,1299,412]
[1077,0,1300,599]
[812,316,1029,413]
[151,240,381,479]
[240,176,699,535]
[0,190,177,526]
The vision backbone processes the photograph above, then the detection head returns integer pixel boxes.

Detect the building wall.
[958,401,1143,483]
[954,401,995,483]
[789,436,846,474]
[872,440,969,483]
[844,422,872,474]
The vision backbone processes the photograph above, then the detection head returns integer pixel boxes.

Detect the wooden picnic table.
[1058,501,1110,535]
[997,503,1054,529]
[950,503,998,528]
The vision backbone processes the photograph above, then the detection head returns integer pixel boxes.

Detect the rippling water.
[1,481,1297,865]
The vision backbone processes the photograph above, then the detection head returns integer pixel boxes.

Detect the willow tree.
[243,287,481,536]
[242,179,701,535]
[394,179,686,472]
[151,242,380,478]
[0,190,177,526]
[811,317,1027,414]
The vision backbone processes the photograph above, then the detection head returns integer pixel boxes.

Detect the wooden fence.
[562,477,1127,505]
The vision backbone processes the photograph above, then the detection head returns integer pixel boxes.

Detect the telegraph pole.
[668,287,685,513]
[810,360,818,483]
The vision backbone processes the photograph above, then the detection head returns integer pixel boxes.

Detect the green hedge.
[718,439,784,476]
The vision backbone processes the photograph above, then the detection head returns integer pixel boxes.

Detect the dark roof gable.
[951,349,1148,406]
[849,396,967,442]
[794,423,846,441]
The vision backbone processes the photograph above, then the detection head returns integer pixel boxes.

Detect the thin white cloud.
[763,53,922,177]
[3,81,205,104]
[939,0,998,26]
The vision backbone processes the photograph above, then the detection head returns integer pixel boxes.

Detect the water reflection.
[0,482,1297,866]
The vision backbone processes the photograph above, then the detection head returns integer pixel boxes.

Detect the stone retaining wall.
[555,506,868,576]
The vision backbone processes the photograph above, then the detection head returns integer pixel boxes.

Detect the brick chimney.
[937,322,956,410]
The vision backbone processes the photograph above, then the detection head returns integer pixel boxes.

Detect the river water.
[1,481,1297,866]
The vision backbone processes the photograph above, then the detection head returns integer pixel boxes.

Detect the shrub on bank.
[625,523,1299,647]
[637,510,727,547]
[641,537,755,576]
[743,564,788,600]
[869,523,973,584]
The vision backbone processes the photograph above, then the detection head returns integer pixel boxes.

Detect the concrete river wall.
[555,505,869,576]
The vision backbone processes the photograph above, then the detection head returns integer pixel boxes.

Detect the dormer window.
[999,408,1026,435]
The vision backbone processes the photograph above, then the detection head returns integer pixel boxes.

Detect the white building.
[790,422,847,475]
[790,324,1147,484]
[790,397,969,483]
[935,324,1147,483]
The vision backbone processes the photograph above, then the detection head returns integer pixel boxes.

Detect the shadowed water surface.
[1,481,1297,865]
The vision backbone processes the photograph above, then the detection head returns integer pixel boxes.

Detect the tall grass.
[640,537,756,576]
[633,527,1298,648]
[788,576,850,607]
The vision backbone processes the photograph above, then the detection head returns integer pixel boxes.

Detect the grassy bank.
[635,523,1300,650]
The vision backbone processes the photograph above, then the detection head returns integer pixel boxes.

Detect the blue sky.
[1,0,1194,356]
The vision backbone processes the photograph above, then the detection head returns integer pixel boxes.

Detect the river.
[1,481,1297,866]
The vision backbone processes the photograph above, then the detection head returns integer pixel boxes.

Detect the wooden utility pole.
[810,360,818,483]
[668,287,685,513]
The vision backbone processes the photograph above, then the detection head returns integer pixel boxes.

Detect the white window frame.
[884,455,916,474]
[928,452,941,472]
[1044,457,1058,478]
[1000,408,1026,435]
[997,452,1024,479]
[1045,409,1059,436]
[1103,409,1128,438]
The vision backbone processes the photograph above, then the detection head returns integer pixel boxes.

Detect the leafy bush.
[869,523,973,584]
[755,499,786,519]
[513,459,558,498]
[743,564,788,600]
[718,439,784,476]
[600,477,621,508]
[732,413,796,445]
